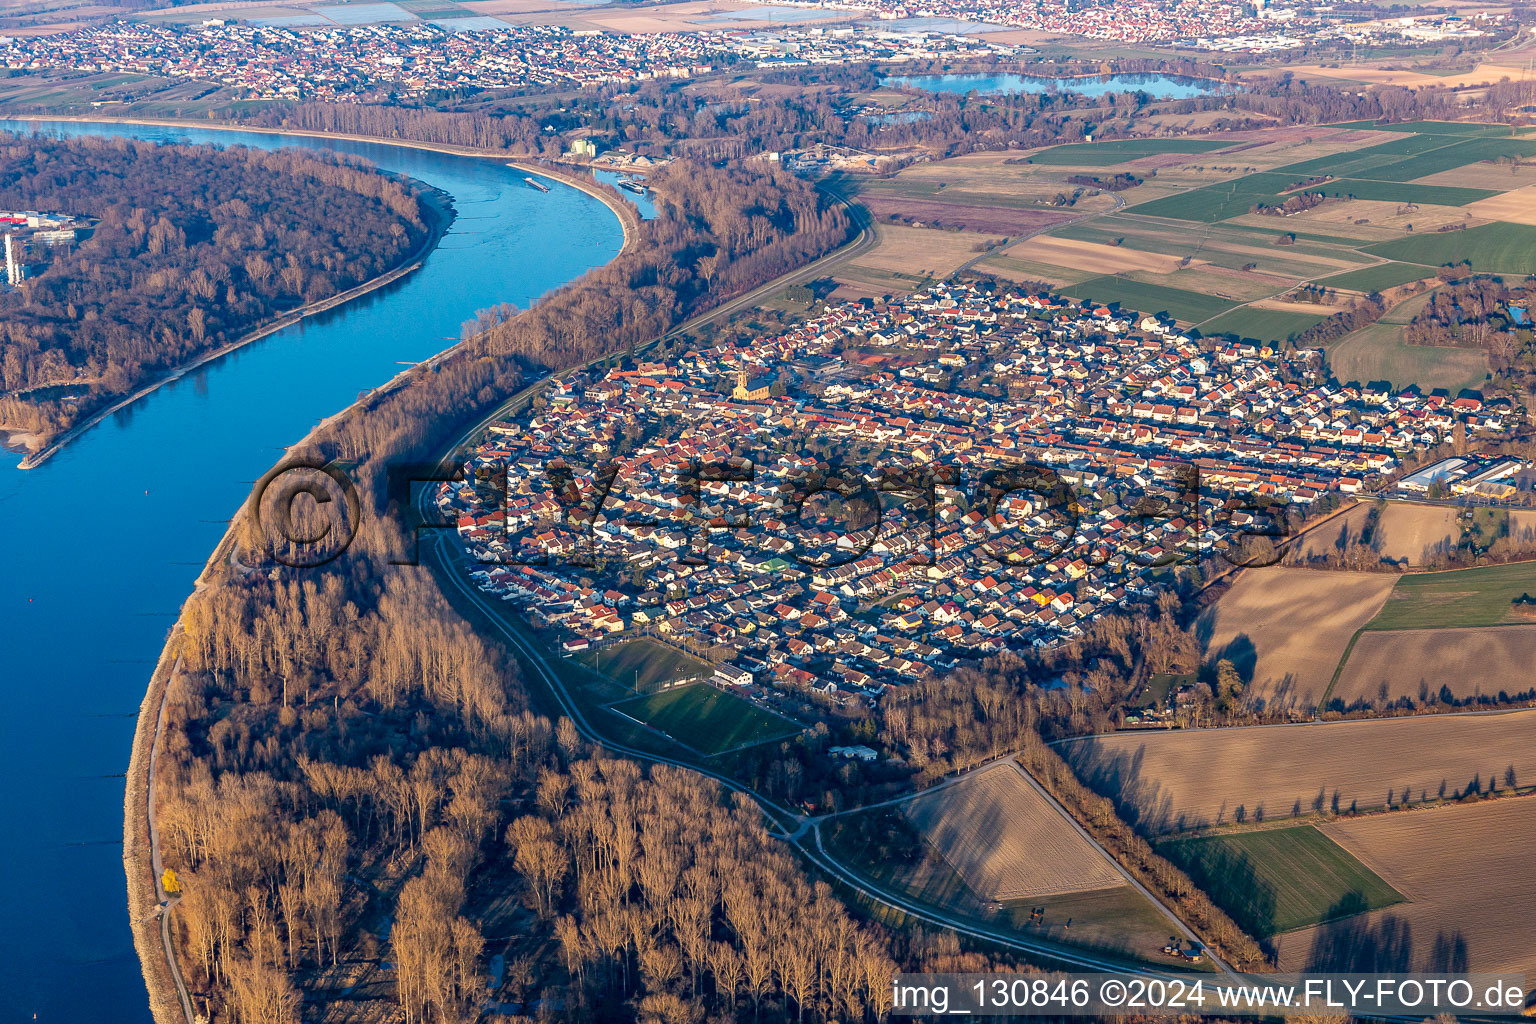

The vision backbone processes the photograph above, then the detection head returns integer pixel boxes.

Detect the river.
[0,119,628,1023]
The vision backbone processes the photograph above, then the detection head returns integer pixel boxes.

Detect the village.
[0,20,1018,100]
[441,278,1528,714]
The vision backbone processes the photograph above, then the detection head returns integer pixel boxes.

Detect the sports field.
[1158,825,1402,936]
[1364,560,1536,630]
[576,637,712,692]
[612,682,799,755]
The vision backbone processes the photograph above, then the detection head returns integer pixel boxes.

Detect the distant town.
[0,21,1017,100]
[0,2,1516,100]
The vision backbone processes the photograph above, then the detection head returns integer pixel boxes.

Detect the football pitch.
[613,682,800,755]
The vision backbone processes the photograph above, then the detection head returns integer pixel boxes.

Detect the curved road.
[412,179,1240,973]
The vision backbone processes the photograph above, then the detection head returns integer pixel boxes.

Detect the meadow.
[1157,825,1402,936]
[1364,560,1536,630]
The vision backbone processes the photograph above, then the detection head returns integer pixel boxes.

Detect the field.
[1332,625,1536,706]
[1062,710,1536,834]
[611,682,799,755]
[575,637,712,692]
[1275,798,1536,976]
[1002,235,1185,275]
[1364,559,1536,630]
[1466,183,1536,225]
[1364,222,1536,276]
[1196,305,1328,342]
[1196,567,1397,711]
[1127,172,1299,223]
[832,224,1001,297]
[1157,826,1402,937]
[825,759,1181,960]
[1325,286,1490,393]
[902,761,1127,900]
[1291,501,1459,568]
[1026,138,1234,166]
[1065,274,1237,324]
[1317,261,1433,294]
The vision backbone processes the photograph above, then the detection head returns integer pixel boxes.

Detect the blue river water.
[0,119,626,1023]
[887,72,1228,99]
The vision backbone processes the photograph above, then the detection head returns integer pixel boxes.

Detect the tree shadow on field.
[1163,841,1280,939]
[1306,892,1416,971]
[1061,740,1188,834]
[1210,633,1257,685]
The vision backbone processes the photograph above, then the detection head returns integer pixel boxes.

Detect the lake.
[887,72,1229,99]
[0,119,625,1022]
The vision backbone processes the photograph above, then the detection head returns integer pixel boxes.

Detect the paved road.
[424,526,1227,976]
[413,184,1240,977]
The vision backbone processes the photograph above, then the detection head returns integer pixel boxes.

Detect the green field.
[1274,133,1533,184]
[1067,274,1237,323]
[1318,261,1433,294]
[1364,222,1536,275]
[1308,179,1495,206]
[1364,137,1536,182]
[1157,826,1403,936]
[1196,306,1329,342]
[1276,133,1462,178]
[1365,560,1536,630]
[575,637,713,692]
[1326,322,1488,392]
[1027,138,1232,166]
[1372,121,1514,136]
[1128,173,1297,223]
[613,682,799,755]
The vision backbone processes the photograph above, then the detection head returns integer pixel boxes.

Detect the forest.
[0,133,428,446]
[142,157,964,1024]
[241,59,1500,171]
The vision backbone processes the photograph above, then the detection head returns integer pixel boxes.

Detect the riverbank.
[3,113,644,253]
[123,638,191,1024]
[9,180,455,470]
